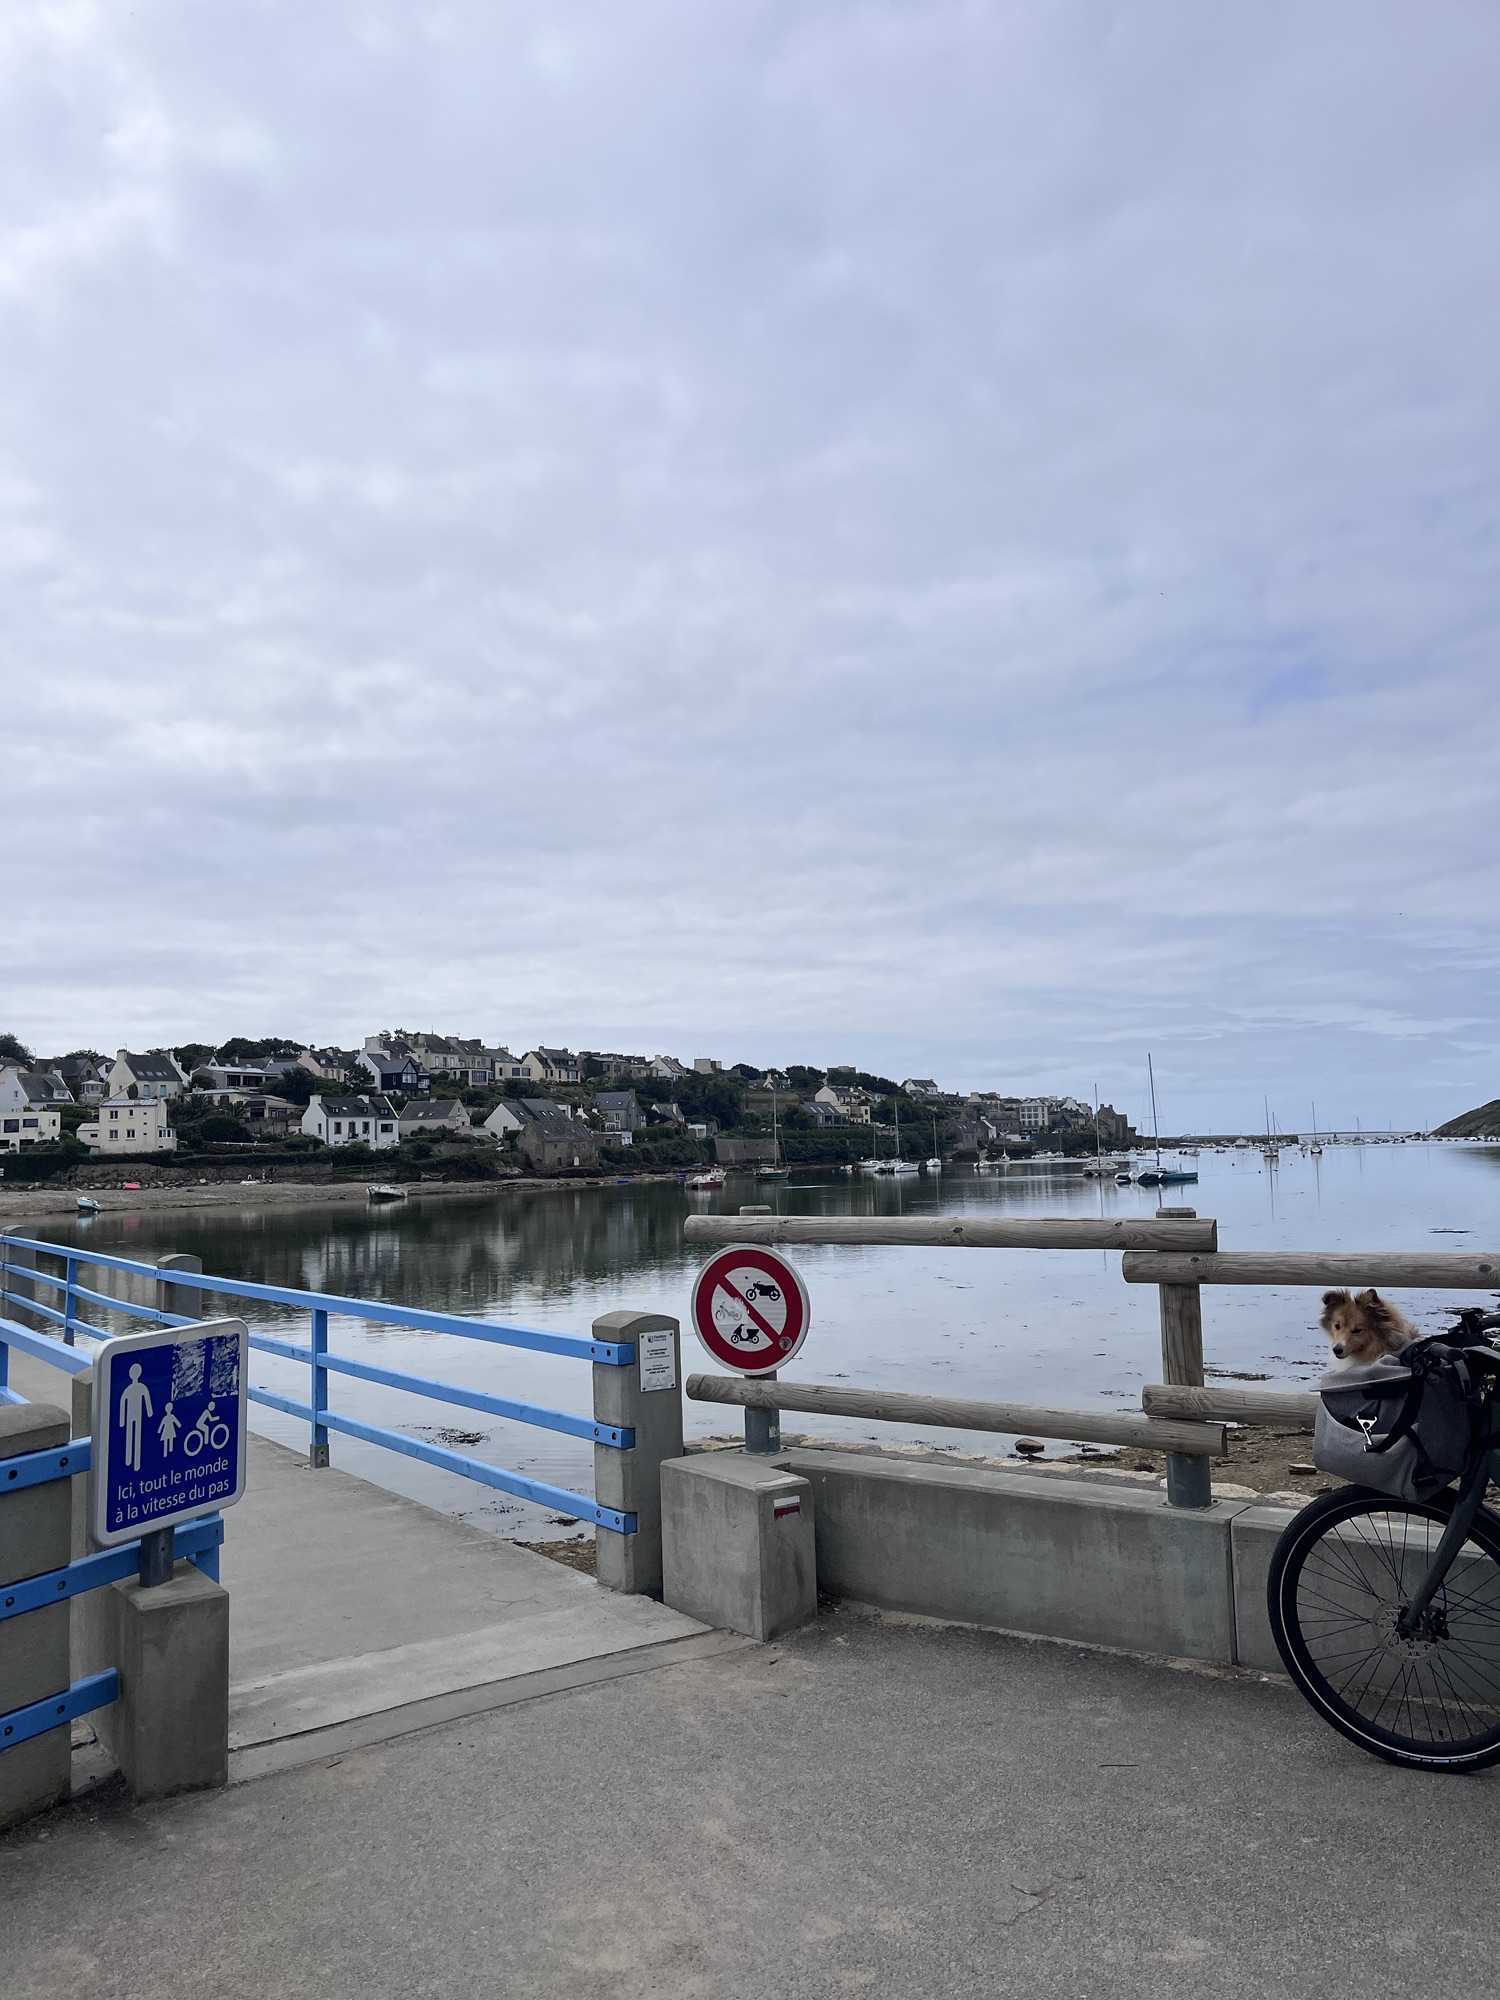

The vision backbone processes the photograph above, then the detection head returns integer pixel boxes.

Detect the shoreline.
[0,1171,690,1226]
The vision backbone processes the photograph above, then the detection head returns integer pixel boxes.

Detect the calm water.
[30,1143,1500,1537]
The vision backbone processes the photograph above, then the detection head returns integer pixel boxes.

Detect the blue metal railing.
[0,1231,639,1534]
[0,1435,222,1755]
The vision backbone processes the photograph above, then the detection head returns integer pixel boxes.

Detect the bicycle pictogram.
[184,1399,231,1457]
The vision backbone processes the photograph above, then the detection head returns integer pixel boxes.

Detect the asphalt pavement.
[4,1602,1497,2000]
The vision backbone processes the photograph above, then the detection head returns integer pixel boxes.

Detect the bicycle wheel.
[1268,1485,1500,1770]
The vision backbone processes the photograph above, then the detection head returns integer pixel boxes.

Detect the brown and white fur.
[1319,1288,1419,1368]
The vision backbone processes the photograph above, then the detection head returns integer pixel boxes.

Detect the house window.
[22,1118,37,1128]
[126,1130,135,1140]
[333,1122,343,1135]
[379,1123,393,1133]
[2,1119,17,1133]
[110,1109,119,1120]
[362,1122,370,1133]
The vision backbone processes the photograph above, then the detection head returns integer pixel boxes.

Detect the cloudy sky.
[3,1,1496,1130]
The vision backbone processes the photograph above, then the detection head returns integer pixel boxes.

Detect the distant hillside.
[1435,1099,1500,1139]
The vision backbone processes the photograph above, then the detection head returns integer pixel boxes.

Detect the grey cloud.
[3,1,1497,1129]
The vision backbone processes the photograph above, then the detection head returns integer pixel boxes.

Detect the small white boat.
[686,1170,726,1190]
[366,1184,408,1203]
[76,1194,103,1214]
[924,1157,942,1171]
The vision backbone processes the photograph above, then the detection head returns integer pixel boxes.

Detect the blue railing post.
[310,1308,329,1468]
[63,1256,78,1347]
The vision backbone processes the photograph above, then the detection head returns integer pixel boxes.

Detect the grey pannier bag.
[1314,1340,1481,1503]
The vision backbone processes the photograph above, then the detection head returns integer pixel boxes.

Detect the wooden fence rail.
[684,1215,1218,1253]
[1122,1251,1500,1289]
[684,1372,1227,1458]
[1142,1382,1319,1429]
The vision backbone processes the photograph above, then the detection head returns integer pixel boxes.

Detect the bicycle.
[1266,1306,1500,1771]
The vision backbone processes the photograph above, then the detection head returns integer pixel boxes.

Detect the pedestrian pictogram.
[89,1318,250,1547]
[689,1246,810,1375]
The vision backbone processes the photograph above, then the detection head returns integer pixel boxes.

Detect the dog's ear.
[1321,1289,1351,1311]
[1355,1288,1385,1314]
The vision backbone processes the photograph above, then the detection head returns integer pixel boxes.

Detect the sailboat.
[1135,1054,1198,1187]
[866,1095,918,1174]
[756,1086,789,1177]
[925,1112,942,1172]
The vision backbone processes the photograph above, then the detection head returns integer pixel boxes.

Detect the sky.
[2,1,1497,1133]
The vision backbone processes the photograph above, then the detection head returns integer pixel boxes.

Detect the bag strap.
[1361,1376,1427,1455]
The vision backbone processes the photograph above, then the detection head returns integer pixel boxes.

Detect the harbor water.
[28,1142,1500,1537]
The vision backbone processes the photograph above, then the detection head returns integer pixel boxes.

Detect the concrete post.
[99,1563,229,1800]
[0,1401,75,1831]
[592,1310,683,1596]
[1156,1208,1211,1509]
[155,1251,203,1322]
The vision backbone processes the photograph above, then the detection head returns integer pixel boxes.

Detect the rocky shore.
[0,1170,687,1225]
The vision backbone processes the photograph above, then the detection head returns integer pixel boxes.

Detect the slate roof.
[116,1052,182,1082]
[399,1100,469,1124]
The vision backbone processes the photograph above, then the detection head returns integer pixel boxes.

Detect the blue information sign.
[89,1317,249,1547]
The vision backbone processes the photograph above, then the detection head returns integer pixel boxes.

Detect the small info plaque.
[639,1328,677,1392]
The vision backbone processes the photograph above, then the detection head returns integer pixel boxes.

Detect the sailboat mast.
[1148,1054,1161,1165]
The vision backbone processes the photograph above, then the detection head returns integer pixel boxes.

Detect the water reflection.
[36,1146,1500,1536]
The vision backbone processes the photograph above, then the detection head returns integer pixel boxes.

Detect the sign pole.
[138,1527,174,1588]
[744,1372,779,1456]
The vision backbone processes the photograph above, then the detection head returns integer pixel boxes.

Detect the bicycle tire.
[1268,1484,1500,1771]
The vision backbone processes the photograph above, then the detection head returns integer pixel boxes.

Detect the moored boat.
[366,1184,408,1202]
[76,1194,103,1214]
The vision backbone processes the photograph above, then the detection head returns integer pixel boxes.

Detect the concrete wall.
[750,1448,1299,1670]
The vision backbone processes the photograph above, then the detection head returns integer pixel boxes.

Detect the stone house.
[512,1099,598,1173]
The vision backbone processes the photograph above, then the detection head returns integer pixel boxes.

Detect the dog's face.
[1319,1288,1413,1365]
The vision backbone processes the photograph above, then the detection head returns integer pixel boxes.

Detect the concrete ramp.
[223,1436,718,1776]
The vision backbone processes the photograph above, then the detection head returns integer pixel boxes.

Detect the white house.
[77,1095,177,1155]
[107,1050,189,1101]
[482,1102,524,1146]
[0,1067,64,1151]
[301,1095,398,1149]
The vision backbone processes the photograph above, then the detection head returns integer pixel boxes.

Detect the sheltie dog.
[1319,1287,1418,1367]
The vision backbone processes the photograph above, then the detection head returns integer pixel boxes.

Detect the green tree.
[0,1032,35,1065]
[217,1036,302,1063]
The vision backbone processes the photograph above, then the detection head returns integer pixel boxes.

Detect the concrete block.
[99,1560,229,1800]
[661,1453,815,1642]
[783,1450,1250,1664]
[593,1312,684,1596]
[1230,1504,1300,1673]
[0,1402,73,1830]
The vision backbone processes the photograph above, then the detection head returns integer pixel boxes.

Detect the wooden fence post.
[1156,1210,1211,1508]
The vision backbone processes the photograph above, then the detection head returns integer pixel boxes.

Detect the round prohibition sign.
[690,1245,810,1376]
